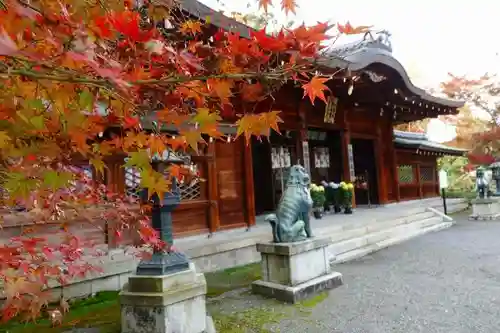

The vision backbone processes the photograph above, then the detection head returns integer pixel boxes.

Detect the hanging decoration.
[314,147,330,168]
[324,96,338,124]
[271,147,291,169]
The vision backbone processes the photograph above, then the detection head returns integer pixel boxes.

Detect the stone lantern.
[135,149,189,276]
[490,162,500,196]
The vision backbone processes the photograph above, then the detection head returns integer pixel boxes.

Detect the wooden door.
[216,140,247,229]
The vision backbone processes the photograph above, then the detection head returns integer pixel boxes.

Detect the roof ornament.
[362,30,392,53]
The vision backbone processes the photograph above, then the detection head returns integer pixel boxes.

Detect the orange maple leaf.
[337,22,372,35]
[281,0,297,15]
[180,20,203,35]
[302,76,330,105]
[148,135,166,156]
[259,0,273,13]
[207,79,234,103]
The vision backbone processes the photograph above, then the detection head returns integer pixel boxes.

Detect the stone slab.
[128,263,197,293]
[251,271,343,303]
[469,213,500,221]
[120,265,209,333]
[256,237,331,256]
[258,238,331,286]
[471,198,500,205]
[120,273,206,307]
[121,295,207,333]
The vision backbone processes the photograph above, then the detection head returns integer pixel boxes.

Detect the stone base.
[251,237,343,303]
[252,271,343,303]
[470,198,500,221]
[120,263,213,333]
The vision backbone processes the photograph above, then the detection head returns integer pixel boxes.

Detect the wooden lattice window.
[420,166,435,183]
[124,166,142,199]
[398,165,414,184]
[123,156,203,202]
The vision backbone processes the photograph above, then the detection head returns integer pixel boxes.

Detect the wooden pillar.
[340,127,356,207]
[392,147,401,202]
[375,127,388,204]
[206,142,220,233]
[296,101,309,170]
[416,163,423,199]
[340,128,351,182]
[242,140,256,228]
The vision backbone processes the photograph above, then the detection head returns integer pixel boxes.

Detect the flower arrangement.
[309,183,326,208]
[339,181,354,214]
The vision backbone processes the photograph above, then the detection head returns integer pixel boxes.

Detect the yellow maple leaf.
[207,79,233,103]
[235,111,283,144]
[180,129,204,152]
[180,20,203,35]
[90,157,106,176]
[0,131,11,149]
[192,108,221,127]
[148,135,166,156]
[141,170,171,200]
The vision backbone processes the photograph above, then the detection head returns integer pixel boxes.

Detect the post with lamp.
[439,169,448,215]
[120,149,215,333]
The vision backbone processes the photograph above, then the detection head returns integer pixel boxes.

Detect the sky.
[200,0,500,142]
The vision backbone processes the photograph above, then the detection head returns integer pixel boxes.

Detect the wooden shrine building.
[393,130,467,200]
[99,1,466,238]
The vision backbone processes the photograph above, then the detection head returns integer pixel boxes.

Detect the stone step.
[323,210,435,245]
[326,213,439,255]
[332,220,453,264]
[328,216,443,261]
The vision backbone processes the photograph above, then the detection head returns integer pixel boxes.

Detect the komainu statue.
[476,167,491,199]
[265,164,314,243]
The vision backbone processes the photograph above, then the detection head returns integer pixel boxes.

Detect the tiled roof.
[393,130,468,156]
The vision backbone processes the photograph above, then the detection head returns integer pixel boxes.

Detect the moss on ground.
[0,263,326,333]
[0,291,121,333]
[205,263,261,297]
[297,292,328,308]
[212,306,285,333]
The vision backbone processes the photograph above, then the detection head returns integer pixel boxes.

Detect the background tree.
[0,0,367,323]
[441,73,500,165]
[394,119,430,133]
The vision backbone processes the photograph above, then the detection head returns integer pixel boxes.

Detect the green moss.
[296,292,328,308]
[212,307,285,333]
[205,263,261,298]
[0,292,121,333]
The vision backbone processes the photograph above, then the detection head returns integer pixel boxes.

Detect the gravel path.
[209,213,500,333]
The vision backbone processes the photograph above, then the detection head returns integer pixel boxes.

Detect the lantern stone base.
[120,263,215,333]
[469,198,500,220]
[251,238,343,303]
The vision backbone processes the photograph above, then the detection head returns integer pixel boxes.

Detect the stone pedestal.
[120,263,215,333]
[470,198,500,220]
[251,237,343,303]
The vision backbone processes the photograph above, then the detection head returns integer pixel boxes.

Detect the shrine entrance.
[307,129,343,185]
[251,131,299,215]
[351,138,379,205]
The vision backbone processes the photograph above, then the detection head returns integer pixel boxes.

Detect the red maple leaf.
[302,76,330,104]
[250,29,288,52]
[108,10,154,42]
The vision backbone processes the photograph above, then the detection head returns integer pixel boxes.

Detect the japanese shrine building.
[104,1,466,238]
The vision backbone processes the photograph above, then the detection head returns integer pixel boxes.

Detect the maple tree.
[0,0,370,323]
[441,73,498,165]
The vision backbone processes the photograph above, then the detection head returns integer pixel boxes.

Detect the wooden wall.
[395,149,439,200]
[99,138,255,241]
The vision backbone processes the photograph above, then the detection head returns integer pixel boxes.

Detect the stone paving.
[208,212,500,333]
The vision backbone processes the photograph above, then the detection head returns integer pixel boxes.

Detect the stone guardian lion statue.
[265,164,314,243]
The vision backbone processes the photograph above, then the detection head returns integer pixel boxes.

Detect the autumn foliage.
[441,73,500,166]
[0,0,369,323]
